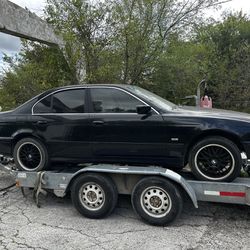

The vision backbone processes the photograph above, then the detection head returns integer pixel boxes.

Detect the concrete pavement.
[1,170,250,250]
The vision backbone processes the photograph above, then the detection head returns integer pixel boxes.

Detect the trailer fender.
[161,169,198,208]
[65,165,198,209]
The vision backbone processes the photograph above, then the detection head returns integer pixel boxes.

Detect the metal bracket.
[33,171,47,208]
[21,187,26,197]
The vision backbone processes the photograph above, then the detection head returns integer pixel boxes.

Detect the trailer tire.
[71,173,118,219]
[14,137,49,172]
[131,177,183,226]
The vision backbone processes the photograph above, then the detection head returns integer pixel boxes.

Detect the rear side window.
[90,88,143,113]
[33,89,85,114]
[52,89,85,113]
[33,96,51,113]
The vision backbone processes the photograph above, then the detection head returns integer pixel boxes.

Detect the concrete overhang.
[0,0,64,47]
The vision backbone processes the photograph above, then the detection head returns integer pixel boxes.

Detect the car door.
[88,87,167,163]
[32,88,91,160]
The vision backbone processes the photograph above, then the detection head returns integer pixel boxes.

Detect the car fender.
[12,129,34,140]
[186,128,243,154]
[11,129,46,144]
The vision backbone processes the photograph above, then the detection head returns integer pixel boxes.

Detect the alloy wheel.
[17,142,42,171]
[194,144,235,181]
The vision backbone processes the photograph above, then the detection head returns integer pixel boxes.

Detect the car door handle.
[92,120,105,125]
[35,120,48,125]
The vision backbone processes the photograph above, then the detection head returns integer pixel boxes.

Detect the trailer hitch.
[0,155,14,165]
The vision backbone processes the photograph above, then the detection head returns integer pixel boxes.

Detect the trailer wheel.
[71,173,118,219]
[131,177,183,226]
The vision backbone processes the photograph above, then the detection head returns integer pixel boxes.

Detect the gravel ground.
[1,170,250,250]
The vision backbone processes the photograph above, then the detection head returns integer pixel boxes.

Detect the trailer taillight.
[204,190,246,197]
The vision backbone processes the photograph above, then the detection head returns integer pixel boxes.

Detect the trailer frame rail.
[1,161,250,226]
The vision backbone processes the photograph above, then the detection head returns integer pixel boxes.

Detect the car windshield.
[126,85,176,111]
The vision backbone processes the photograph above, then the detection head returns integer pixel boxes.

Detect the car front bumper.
[241,152,250,171]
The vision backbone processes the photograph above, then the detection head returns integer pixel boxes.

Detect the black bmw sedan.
[0,84,249,182]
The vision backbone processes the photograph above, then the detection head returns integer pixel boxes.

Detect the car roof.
[38,84,133,98]
[56,83,130,90]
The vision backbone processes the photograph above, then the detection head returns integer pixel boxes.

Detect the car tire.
[71,173,118,219]
[13,137,49,172]
[131,177,183,226]
[189,136,242,182]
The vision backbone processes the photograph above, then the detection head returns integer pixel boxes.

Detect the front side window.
[90,88,143,113]
[33,89,85,114]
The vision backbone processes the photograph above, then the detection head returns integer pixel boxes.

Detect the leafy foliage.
[152,13,250,112]
[197,13,250,112]
[0,42,74,110]
[0,1,250,113]
[45,0,220,84]
[152,34,208,104]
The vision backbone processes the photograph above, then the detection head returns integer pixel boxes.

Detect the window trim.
[32,87,87,115]
[89,87,149,114]
[32,95,52,114]
[32,86,159,115]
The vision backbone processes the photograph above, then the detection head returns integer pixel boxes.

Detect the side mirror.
[136,105,151,114]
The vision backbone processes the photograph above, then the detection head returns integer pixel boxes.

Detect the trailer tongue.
[1,160,250,226]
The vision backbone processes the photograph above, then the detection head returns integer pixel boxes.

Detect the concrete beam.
[0,0,64,46]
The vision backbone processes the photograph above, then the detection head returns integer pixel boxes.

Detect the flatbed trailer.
[1,161,250,226]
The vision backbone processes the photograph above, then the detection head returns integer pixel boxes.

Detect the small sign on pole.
[200,96,212,108]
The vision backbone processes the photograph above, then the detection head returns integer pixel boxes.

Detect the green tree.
[152,13,250,111]
[0,42,74,110]
[45,0,220,84]
[46,0,116,83]
[197,13,250,111]
[152,34,208,104]
[2,1,247,113]
[111,0,220,85]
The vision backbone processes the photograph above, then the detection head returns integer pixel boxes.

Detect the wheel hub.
[79,183,105,211]
[211,159,217,165]
[150,196,162,208]
[141,186,172,218]
[86,190,97,203]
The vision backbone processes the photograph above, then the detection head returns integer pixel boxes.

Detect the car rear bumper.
[0,137,13,156]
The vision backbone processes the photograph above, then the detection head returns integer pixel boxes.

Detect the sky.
[0,0,250,73]
[0,0,46,74]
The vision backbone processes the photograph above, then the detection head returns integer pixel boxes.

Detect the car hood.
[165,106,250,122]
